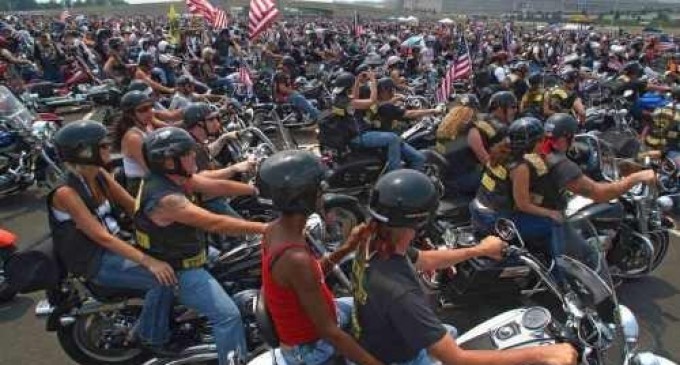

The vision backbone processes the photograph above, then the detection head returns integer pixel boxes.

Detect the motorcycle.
[565,133,675,280]
[0,85,64,196]
[248,218,677,365]
[456,219,676,365]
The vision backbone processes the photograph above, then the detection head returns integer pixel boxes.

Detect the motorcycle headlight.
[656,196,674,213]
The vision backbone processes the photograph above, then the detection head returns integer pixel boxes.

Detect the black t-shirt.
[547,152,583,209]
[354,250,446,363]
[376,103,406,132]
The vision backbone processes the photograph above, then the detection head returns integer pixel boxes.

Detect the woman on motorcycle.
[435,94,482,197]
[136,126,267,364]
[49,120,175,353]
[257,150,382,365]
[437,92,515,197]
[114,90,155,195]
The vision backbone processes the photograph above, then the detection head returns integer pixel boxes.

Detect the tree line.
[1,0,128,12]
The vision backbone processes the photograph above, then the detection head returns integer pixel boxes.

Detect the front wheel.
[56,309,149,365]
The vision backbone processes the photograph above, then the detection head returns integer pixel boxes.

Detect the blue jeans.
[288,91,321,120]
[444,167,482,197]
[352,132,426,171]
[210,77,235,94]
[93,251,174,346]
[176,268,247,364]
[280,297,353,365]
[203,197,241,218]
[394,325,458,365]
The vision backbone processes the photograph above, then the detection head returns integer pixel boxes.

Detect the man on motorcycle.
[127,79,183,123]
[352,169,577,365]
[651,87,680,165]
[136,126,267,363]
[274,70,321,122]
[508,62,529,102]
[170,75,230,111]
[544,69,586,123]
[374,77,441,171]
[134,52,175,95]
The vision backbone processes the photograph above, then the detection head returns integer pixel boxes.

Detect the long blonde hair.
[437,105,476,140]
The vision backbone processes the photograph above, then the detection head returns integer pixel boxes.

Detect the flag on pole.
[238,63,253,95]
[436,35,471,103]
[249,0,279,40]
[168,4,180,44]
[353,11,364,37]
[185,0,229,29]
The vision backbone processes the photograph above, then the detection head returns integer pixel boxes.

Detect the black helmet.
[545,113,578,139]
[559,69,579,83]
[377,77,395,92]
[183,102,215,129]
[508,117,544,152]
[108,37,123,51]
[127,79,153,95]
[281,56,295,68]
[671,86,680,101]
[488,91,518,111]
[138,52,154,68]
[528,72,543,88]
[333,72,355,94]
[364,52,383,66]
[143,127,197,176]
[451,94,480,110]
[368,169,438,228]
[622,61,643,78]
[257,150,326,215]
[54,120,109,166]
[121,90,153,111]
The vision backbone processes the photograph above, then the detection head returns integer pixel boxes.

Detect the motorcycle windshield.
[0,86,33,130]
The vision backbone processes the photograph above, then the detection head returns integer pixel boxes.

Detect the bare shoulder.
[157,193,190,211]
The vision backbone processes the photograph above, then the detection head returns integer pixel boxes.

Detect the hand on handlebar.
[474,235,508,261]
[630,169,657,185]
[539,343,578,365]
[547,210,564,223]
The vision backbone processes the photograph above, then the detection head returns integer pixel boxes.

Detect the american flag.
[353,11,364,37]
[436,35,471,103]
[185,0,228,29]
[249,0,279,40]
[657,35,677,52]
[238,64,253,94]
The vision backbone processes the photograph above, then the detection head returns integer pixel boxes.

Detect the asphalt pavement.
[1,185,679,364]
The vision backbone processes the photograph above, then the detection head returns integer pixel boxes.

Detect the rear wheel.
[56,307,149,365]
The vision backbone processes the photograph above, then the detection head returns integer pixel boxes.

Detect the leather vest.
[545,152,573,210]
[547,87,577,113]
[134,173,206,270]
[520,153,562,210]
[664,108,680,151]
[476,162,513,212]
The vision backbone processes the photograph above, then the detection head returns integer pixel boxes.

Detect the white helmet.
[386,55,402,67]
[158,40,169,53]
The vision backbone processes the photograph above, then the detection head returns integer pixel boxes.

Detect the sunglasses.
[99,142,112,149]
[135,104,153,113]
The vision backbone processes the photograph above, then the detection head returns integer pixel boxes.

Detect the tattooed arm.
[149,193,266,236]
[565,170,656,203]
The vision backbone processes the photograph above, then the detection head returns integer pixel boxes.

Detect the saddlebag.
[5,238,63,294]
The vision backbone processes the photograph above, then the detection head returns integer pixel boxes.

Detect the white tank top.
[123,127,147,178]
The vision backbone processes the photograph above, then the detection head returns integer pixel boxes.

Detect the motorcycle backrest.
[255,291,280,348]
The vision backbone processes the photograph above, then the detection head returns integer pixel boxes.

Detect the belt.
[168,250,208,270]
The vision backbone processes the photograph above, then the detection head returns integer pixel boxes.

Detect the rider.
[135,126,267,363]
[352,169,577,365]
[333,70,420,172]
[134,52,175,95]
[273,70,321,122]
[127,79,183,123]
[653,87,680,165]
[103,37,131,85]
[544,69,586,123]
[375,77,441,171]
[257,150,382,365]
[169,75,229,110]
[435,94,483,197]
[508,62,529,102]
[50,120,174,353]
[520,72,545,118]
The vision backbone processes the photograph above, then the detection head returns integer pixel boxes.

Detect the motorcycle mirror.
[494,218,524,248]
[623,89,635,98]
[660,157,678,176]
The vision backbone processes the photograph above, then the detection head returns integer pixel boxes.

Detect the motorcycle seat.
[255,292,279,348]
[85,282,146,303]
[26,82,65,98]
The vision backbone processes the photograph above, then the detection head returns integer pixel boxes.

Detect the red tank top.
[262,242,337,346]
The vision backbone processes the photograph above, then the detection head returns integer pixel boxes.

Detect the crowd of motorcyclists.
[2,8,680,365]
